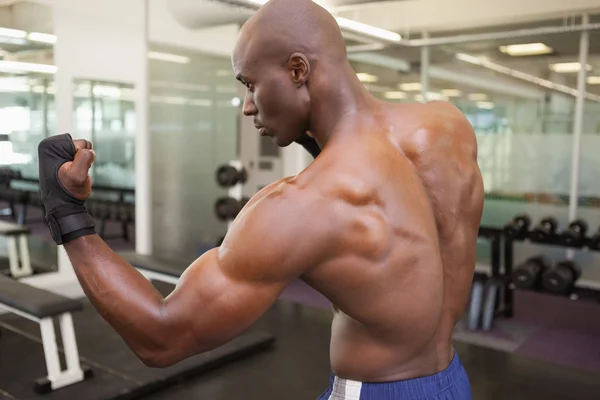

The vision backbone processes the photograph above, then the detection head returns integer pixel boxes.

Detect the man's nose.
[243,94,257,116]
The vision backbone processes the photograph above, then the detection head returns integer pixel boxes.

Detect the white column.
[53,0,149,278]
[136,0,152,255]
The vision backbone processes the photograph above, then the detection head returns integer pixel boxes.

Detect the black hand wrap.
[295,132,321,159]
[38,133,96,245]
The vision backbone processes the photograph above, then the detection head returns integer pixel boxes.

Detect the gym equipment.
[530,217,558,243]
[481,278,501,331]
[214,197,250,221]
[468,274,487,330]
[542,260,582,295]
[214,197,243,221]
[503,214,531,240]
[0,220,32,278]
[512,256,549,290]
[560,219,589,248]
[216,164,248,188]
[590,227,600,251]
[0,274,92,393]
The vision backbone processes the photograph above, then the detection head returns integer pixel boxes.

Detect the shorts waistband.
[325,351,469,400]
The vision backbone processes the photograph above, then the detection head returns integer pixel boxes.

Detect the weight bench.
[120,251,183,285]
[0,275,92,393]
[0,220,32,278]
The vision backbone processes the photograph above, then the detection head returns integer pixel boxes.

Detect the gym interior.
[1,0,600,399]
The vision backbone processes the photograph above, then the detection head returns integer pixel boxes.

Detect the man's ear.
[287,53,310,87]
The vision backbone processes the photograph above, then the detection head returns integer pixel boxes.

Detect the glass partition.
[0,0,58,273]
[0,74,55,178]
[148,43,239,260]
[72,79,136,190]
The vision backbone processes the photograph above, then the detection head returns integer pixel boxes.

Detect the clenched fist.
[38,133,97,245]
[58,139,96,201]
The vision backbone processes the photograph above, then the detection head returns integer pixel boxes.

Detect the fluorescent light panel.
[476,101,495,109]
[549,62,592,73]
[384,91,406,99]
[148,51,190,64]
[27,32,57,44]
[335,17,401,43]
[468,93,488,101]
[499,42,553,56]
[356,72,378,83]
[0,27,27,39]
[441,89,462,97]
[588,76,600,85]
[399,82,422,91]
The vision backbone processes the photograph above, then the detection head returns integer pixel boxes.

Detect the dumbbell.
[512,256,549,290]
[503,214,531,240]
[216,165,248,188]
[530,217,558,243]
[590,227,600,251]
[214,197,248,221]
[542,260,582,295]
[560,219,588,248]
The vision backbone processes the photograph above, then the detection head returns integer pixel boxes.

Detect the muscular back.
[294,101,484,382]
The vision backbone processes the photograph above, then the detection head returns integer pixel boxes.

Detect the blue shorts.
[317,351,472,400]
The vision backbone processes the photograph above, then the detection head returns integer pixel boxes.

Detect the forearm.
[64,234,168,362]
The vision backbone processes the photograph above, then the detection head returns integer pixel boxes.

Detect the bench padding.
[0,221,30,236]
[0,275,83,318]
[119,252,183,278]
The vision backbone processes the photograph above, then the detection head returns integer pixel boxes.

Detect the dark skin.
[58,0,484,382]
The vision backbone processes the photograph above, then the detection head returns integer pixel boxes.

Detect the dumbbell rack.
[503,232,600,315]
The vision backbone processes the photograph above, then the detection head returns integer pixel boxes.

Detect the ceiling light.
[549,62,592,73]
[427,92,447,101]
[335,17,401,43]
[469,93,488,101]
[0,27,27,39]
[499,42,553,56]
[441,89,462,97]
[414,94,423,102]
[148,51,190,64]
[216,69,232,77]
[587,76,600,85]
[399,82,422,91]
[356,73,378,83]
[27,32,57,44]
[476,101,495,110]
[0,60,57,74]
[384,91,406,99]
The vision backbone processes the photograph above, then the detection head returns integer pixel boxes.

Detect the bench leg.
[36,314,88,393]
[17,234,32,276]
[7,235,32,278]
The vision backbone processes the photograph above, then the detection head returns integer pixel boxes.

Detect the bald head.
[231,0,360,148]
[236,0,347,66]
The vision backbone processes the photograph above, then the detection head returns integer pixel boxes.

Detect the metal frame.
[0,303,84,390]
[6,234,33,278]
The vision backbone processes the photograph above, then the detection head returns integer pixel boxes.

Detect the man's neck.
[308,63,374,148]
